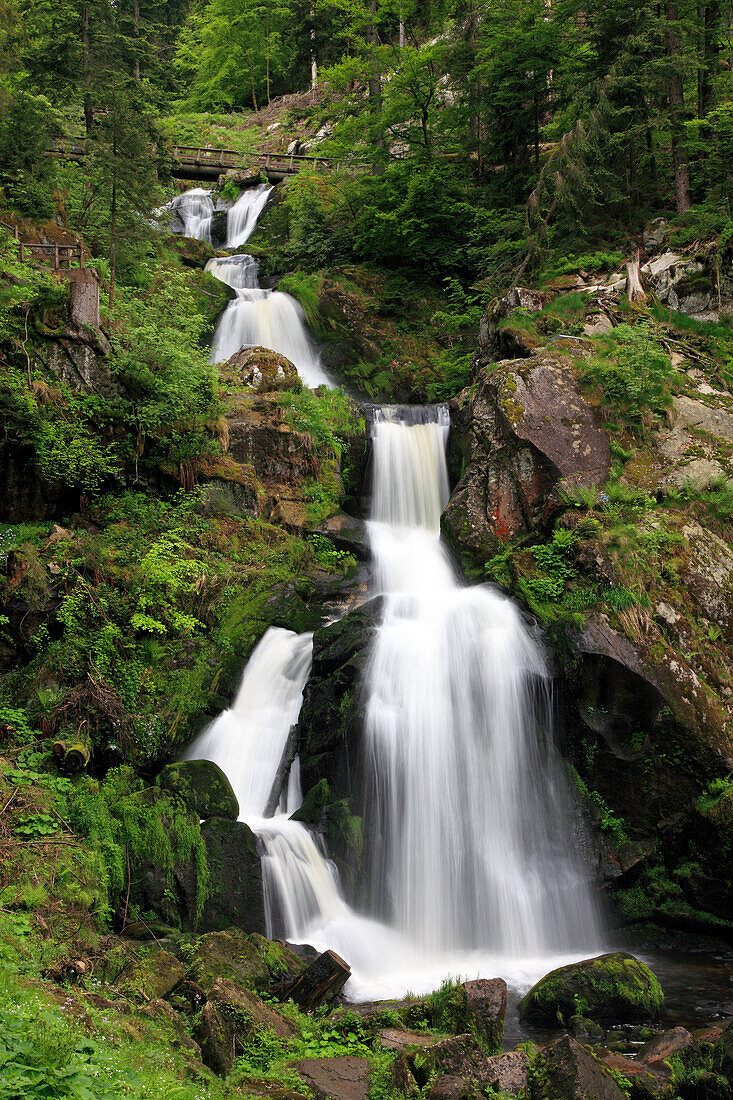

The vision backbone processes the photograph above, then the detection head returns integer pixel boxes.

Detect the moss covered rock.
[123,949,185,1000]
[188,928,270,993]
[518,952,664,1025]
[528,1035,628,1100]
[198,817,265,933]
[157,760,239,821]
[225,345,301,393]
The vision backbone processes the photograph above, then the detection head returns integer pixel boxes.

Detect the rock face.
[444,346,610,558]
[157,760,239,821]
[519,953,664,1025]
[641,250,733,322]
[528,1035,628,1100]
[296,598,384,893]
[198,818,266,933]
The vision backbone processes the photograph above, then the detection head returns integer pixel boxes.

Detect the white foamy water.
[165,188,215,242]
[183,404,605,1003]
[208,255,332,388]
[226,183,272,248]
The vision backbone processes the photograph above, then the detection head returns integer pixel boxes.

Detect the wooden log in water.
[278,949,351,1011]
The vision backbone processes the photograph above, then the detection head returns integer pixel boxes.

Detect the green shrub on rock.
[518,952,664,1026]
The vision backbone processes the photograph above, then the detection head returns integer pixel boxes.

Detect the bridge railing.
[1,217,84,270]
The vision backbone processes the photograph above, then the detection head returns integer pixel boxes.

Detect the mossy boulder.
[528,1035,628,1100]
[123,949,185,1000]
[188,928,270,993]
[518,953,664,1025]
[430,978,508,1053]
[225,345,301,393]
[158,760,239,821]
[196,977,297,1075]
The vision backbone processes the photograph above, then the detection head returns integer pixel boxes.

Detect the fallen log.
[278,950,351,1011]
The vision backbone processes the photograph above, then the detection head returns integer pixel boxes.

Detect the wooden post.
[19,243,24,262]
[54,243,59,269]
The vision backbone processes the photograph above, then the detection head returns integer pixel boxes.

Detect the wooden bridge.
[1,217,84,271]
[47,138,344,182]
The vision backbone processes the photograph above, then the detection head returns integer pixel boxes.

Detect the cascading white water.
[183,403,605,1002]
[363,406,603,956]
[226,183,273,248]
[166,188,215,243]
[208,255,332,389]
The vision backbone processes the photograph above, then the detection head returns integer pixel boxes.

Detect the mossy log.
[64,734,91,773]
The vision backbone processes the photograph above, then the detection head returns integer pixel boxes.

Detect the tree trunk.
[626,250,647,303]
[367,0,384,173]
[666,1,692,213]
[109,130,117,311]
[278,951,351,1011]
[133,0,140,80]
[697,0,719,117]
[82,4,94,137]
[310,7,317,90]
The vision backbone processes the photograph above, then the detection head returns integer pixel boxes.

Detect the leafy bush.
[582,324,677,429]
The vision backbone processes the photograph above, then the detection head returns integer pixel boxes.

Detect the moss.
[518,952,664,1025]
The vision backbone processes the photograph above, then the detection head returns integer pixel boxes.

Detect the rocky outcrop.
[519,953,664,1025]
[642,251,733,322]
[224,345,302,393]
[198,818,266,933]
[444,344,610,557]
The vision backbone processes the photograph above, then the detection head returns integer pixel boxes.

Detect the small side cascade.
[166,188,215,243]
[226,184,272,248]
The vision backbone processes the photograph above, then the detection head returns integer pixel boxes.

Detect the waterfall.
[183,403,604,1003]
[363,406,603,955]
[226,184,273,248]
[166,188,215,243]
[207,255,332,389]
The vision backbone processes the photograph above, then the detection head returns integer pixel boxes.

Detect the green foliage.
[582,324,678,430]
[277,386,361,461]
[66,765,210,923]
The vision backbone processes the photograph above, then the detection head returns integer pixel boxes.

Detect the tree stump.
[279,950,351,1011]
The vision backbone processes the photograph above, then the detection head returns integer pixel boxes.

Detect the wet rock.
[519,952,664,1025]
[598,1049,671,1100]
[225,345,302,393]
[570,1015,605,1041]
[528,1035,628,1100]
[484,1050,530,1095]
[313,512,371,559]
[445,351,610,557]
[291,1056,370,1100]
[157,760,239,821]
[188,927,270,993]
[198,819,266,933]
[210,209,228,247]
[297,598,384,892]
[196,978,296,1075]
[639,1027,696,1067]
